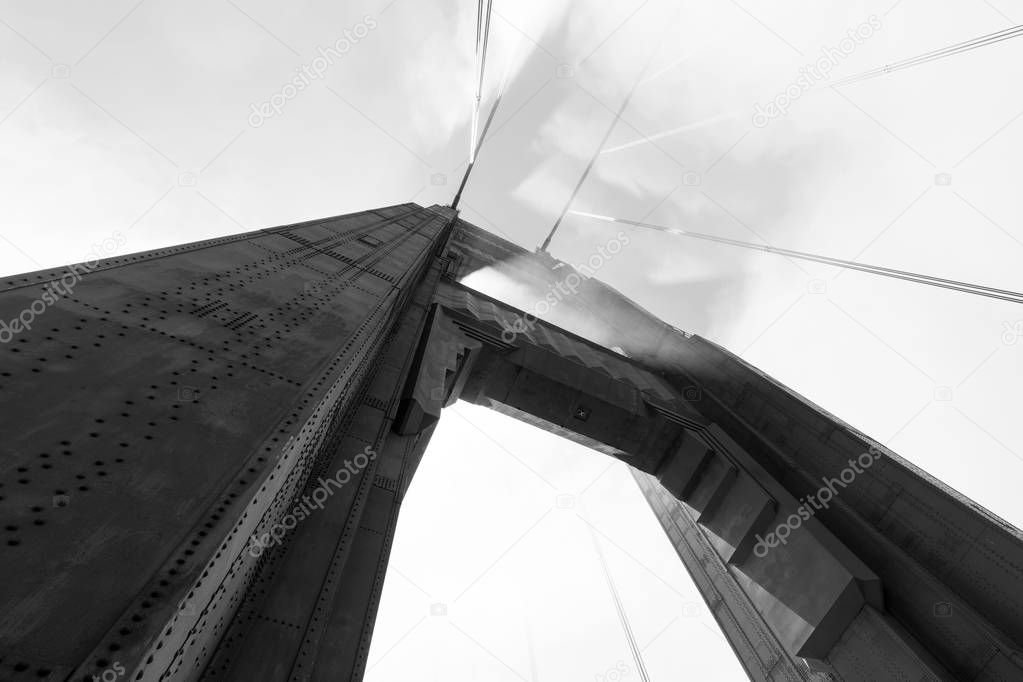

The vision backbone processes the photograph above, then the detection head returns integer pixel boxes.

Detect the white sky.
[2,0,1022,679]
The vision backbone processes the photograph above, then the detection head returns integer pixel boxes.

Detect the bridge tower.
[1,204,1020,681]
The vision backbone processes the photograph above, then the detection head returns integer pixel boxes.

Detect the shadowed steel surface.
[1,204,1021,681]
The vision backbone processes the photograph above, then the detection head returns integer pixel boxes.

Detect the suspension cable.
[583,518,652,682]
[830,24,1023,89]
[451,0,496,211]
[470,0,495,163]
[452,85,505,209]
[539,21,667,253]
[569,211,1023,304]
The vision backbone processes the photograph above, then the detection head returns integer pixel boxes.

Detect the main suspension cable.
[452,85,505,209]
[470,0,495,163]
[452,0,497,210]
[539,46,665,252]
[569,211,1023,304]
[830,24,1023,88]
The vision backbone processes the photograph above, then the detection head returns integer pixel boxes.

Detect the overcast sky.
[2,0,1022,679]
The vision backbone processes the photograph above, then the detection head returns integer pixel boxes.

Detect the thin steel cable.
[575,211,1023,302]
[470,0,495,163]
[584,519,652,682]
[569,211,1023,304]
[830,24,1023,88]
[832,30,1023,87]
[452,84,505,209]
[453,0,499,209]
[833,26,1023,86]
[539,35,665,253]
[479,0,494,94]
